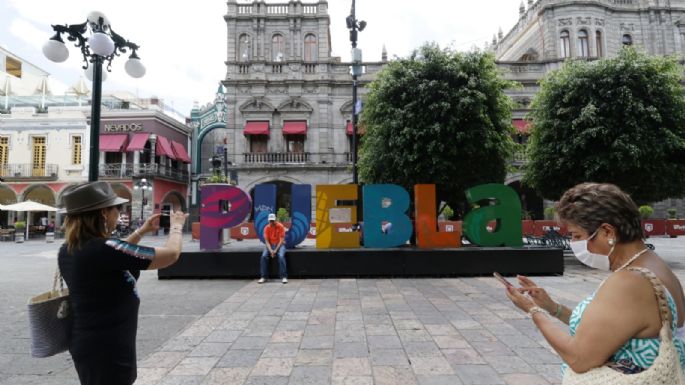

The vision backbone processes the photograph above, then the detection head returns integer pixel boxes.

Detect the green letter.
[463,184,522,247]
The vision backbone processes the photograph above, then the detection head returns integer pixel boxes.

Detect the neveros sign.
[104,123,143,133]
[200,183,523,251]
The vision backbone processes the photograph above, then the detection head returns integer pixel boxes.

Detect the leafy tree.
[358,44,516,217]
[524,48,685,203]
[276,207,290,223]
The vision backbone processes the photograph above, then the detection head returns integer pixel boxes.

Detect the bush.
[14,221,26,229]
[667,208,677,219]
[276,208,290,223]
[442,205,454,220]
[205,175,227,184]
[544,207,556,220]
[638,205,654,219]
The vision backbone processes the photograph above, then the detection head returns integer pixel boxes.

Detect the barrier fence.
[190,219,685,241]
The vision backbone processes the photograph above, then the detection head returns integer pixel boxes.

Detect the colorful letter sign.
[414,184,460,248]
[199,182,524,251]
[363,184,412,248]
[253,184,312,248]
[462,184,522,247]
[200,184,252,250]
[315,185,358,248]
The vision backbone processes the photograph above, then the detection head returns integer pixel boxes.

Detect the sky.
[0,0,522,117]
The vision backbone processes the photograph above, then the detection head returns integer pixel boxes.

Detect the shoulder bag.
[27,266,71,358]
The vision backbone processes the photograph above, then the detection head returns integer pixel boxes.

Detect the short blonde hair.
[556,183,643,242]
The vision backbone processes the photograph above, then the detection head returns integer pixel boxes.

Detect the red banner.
[533,221,568,236]
[666,220,685,237]
[642,220,666,237]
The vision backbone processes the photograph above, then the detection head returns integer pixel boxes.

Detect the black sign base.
[158,246,563,279]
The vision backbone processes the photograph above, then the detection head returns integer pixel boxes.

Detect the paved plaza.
[1,236,685,385]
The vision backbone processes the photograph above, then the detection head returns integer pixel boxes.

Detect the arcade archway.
[161,191,186,212]
[0,185,17,226]
[22,184,57,227]
[248,180,293,220]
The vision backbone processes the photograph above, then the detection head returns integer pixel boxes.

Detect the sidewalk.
[135,268,613,385]
[1,237,684,385]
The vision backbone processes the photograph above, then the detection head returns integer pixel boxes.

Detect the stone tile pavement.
[2,236,684,385]
[135,267,614,385]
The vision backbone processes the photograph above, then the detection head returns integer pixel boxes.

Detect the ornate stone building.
[189,0,386,215]
[493,0,685,217]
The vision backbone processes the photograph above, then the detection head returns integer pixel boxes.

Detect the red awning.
[171,141,191,163]
[244,121,270,135]
[156,136,177,159]
[513,119,532,134]
[282,121,307,135]
[99,134,128,152]
[346,121,365,135]
[126,133,150,152]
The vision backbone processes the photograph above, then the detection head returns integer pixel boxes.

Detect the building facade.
[494,0,685,217]
[0,45,192,231]
[190,0,386,217]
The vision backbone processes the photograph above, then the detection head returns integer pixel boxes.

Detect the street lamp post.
[42,11,145,182]
[134,178,151,222]
[346,1,366,184]
[210,156,222,180]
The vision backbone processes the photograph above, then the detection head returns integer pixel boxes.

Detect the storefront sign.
[104,123,143,132]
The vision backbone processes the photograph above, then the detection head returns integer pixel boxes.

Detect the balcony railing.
[511,147,529,165]
[0,163,58,180]
[99,163,189,182]
[244,152,309,164]
[240,152,353,165]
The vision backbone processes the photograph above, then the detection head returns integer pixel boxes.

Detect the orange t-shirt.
[264,222,285,245]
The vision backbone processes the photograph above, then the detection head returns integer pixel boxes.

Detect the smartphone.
[159,210,170,228]
[493,272,514,288]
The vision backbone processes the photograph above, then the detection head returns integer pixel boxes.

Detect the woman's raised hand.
[517,275,556,313]
[170,210,189,229]
[139,213,161,234]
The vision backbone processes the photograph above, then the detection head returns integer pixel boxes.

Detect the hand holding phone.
[493,272,514,288]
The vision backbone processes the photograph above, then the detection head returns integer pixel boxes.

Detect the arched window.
[596,30,604,57]
[622,34,633,46]
[304,34,317,62]
[560,30,571,58]
[272,34,285,62]
[238,34,250,61]
[577,30,589,57]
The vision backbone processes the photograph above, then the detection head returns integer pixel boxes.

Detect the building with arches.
[189,0,387,217]
[492,0,685,218]
[0,46,192,229]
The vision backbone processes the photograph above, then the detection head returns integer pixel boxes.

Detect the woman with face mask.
[504,183,685,377]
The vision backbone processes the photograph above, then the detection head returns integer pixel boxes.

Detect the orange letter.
[414,184,460,248]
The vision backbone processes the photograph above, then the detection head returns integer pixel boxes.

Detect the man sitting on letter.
[258,213,288,284]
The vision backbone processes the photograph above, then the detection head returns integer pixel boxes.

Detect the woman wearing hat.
[58,181,188,385]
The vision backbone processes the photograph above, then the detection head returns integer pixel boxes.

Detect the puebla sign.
[200,183,523,251]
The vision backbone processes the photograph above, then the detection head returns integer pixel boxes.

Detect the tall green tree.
[358,44,516,216]
[524,48,685,203]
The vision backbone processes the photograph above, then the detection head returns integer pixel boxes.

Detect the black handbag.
[27,267,71,358]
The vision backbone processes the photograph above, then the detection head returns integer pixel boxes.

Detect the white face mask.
[570,229,614,271]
